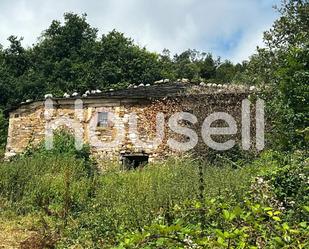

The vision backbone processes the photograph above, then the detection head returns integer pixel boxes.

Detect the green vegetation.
[0,139,308,248]
[0,110,7,158]
[239,0,309,150]
[0,13,246,112]
[0,0,308,248]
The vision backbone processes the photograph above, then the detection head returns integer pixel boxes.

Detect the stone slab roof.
[60,82,188,99]
[8,82,252,113]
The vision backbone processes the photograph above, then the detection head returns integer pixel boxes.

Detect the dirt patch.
[20,233,59,249]
[0,219,33,249]
[0,215,58,249]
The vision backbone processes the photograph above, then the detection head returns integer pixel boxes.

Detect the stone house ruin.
[5,82,259,168]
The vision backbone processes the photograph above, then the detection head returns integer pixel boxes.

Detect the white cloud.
[0,0,280,62]
[229,25,269,63]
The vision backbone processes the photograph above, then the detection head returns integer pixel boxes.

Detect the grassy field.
[0,145,308,248]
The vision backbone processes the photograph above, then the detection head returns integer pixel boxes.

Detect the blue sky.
[0,0,281,62]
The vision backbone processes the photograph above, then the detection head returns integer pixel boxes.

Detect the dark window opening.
[121,153,149,169]
[97,112,109,127]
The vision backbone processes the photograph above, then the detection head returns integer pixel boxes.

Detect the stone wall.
[5,92,257,165]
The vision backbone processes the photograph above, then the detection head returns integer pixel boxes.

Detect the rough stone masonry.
[5,82,259,167]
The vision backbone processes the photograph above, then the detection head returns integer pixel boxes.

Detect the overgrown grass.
[0,136,307,248]
[0,154,95,215]
[0,155,259,218]
[0,153,263,247]
[73,158,260,230]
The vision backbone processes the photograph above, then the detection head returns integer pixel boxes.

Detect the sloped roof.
[59,82,189,100]
[8,82,251,112]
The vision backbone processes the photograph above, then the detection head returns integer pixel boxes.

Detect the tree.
[173,49,201,80]
[264,0,308,150]
[99,30,161,85]
[159,49,176,80]
[238,0,309,150]
[0,12,245,111]
[199,53,217,80]
[215,60,237,83]
[3,36,30,77]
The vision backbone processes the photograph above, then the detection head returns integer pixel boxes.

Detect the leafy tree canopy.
[238,0,309,150]
[0,13,245,111]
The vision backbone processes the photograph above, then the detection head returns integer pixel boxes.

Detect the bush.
[115,196,309,249]
[0,131,97,216]
[261,150,309,222]
[112,151,309,248]
[0,154,96,215]
[23,130,92,161]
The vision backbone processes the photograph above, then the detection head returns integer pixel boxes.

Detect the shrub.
[0,131,97,216]
[23,130,92,161]
[115,196,309,249]
[261,150,309,222]
[0,154,96,215]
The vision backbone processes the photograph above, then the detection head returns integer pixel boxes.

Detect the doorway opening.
[121,153,149,169]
